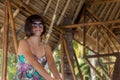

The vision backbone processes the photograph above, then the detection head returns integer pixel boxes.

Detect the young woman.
[15,14,62,80]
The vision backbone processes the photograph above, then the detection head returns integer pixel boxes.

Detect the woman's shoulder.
[17,39,29,55]
[19,39,27,44]
[44,43,51,49]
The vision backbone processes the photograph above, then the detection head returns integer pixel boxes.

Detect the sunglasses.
[32,22,43,28]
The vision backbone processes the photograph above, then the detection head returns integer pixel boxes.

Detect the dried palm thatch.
[0,0,120,80]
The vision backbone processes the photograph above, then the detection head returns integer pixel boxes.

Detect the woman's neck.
[29,36,42,46]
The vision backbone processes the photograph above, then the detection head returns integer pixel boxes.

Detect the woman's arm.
[45,44,62,80]
[18,40,55,80]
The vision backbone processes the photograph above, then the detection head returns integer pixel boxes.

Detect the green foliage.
[53,41,91,79]
[0,50,2,78]
[7,53,17,80]
[0,50,17,80]
[53,45,61,72]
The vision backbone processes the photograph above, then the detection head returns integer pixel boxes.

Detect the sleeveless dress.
[14,54,48,80]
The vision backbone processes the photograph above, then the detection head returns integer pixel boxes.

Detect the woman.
[15,14,62,80]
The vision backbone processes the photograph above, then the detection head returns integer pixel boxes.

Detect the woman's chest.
[30,46,45,58]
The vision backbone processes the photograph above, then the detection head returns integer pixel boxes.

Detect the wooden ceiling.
[0,0,120,54]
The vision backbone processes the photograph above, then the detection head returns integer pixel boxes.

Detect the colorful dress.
[14,54,48,80]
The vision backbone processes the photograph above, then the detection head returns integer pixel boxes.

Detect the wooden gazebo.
[0,0,120,80]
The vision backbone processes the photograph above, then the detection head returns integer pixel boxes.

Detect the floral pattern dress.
[14,54,47,80]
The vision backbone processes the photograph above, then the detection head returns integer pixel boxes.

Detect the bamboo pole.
[45,0,60,44]
[63,38,77,80]
[102,29,119,52]
[107,32,119,52]
[60,35,65,80]
[98,60,111,79]
[97,26,112,79]
[43,0,52,16]
[56,0,71,25]
[7,0,18,53]
[84,52,118,58]
[72,0,85,23]
[99,28,114,53]
[16,0,36,14]
[84,58,104,80]
[73,50,84,80]
[1,1,9,80]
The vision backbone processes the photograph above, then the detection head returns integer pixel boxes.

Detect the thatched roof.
[0,0,120,54]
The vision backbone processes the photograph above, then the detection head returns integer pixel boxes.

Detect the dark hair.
[24,14,46,37]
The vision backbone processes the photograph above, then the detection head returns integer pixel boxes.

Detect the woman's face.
[31,21,44,36]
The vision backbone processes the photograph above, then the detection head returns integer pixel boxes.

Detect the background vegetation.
[0,40,109,80]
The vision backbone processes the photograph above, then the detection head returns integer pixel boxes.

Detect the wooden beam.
[84,52,118,58]
[7,0,18,53]
[61,19,120,28]
[16,0,37,14]
[111,26,120,29]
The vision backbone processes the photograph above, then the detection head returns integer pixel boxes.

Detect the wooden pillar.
[60,35,65,80]
[63,33,77,80]
[7,0,18,53]
[1,1,9,80]
[2,0,18,80]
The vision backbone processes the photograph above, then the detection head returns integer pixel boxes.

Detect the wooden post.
[7,0,18,53]
[1,1,9,80]
[60,35,65,80]
[63,37,77,80]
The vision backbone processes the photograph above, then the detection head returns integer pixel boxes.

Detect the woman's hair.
[24,14,46,37]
